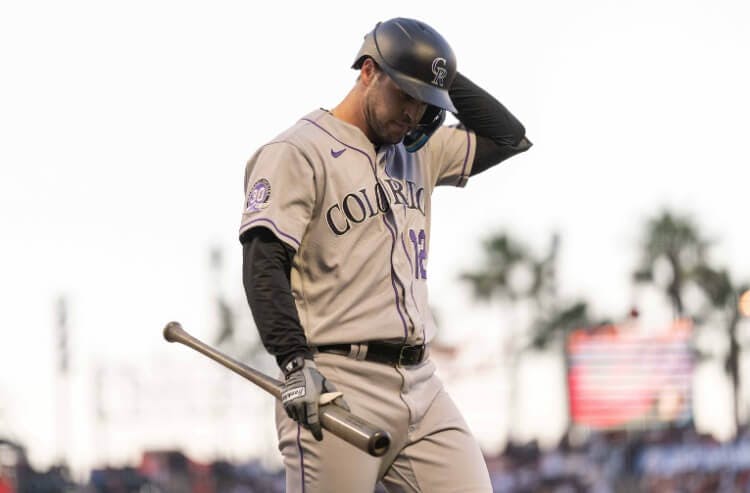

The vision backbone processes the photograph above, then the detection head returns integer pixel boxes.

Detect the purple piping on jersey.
[301,117,411,338]
[380,212,412,340]
[296,423,306,493]
[239,218,301,248]
[400,231,413,270]
[459,128,472,181]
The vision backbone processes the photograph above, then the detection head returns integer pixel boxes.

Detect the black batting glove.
[281,356,349,441]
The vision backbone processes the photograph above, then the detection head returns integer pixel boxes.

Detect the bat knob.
[369,430,391,457]
[163,321,184,342]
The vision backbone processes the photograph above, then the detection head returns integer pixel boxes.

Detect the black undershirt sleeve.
[448,72,533,176]
[241,227,313,368]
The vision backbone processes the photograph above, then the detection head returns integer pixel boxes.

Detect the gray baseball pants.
[275,351,493,492]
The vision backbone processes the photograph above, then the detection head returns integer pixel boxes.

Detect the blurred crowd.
[486,424,750,492]
[3,425,750,492]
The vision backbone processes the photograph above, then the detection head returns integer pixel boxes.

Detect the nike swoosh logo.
[331,148,347,158]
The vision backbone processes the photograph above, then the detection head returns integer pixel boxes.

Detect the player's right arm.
[239,141,317,368]
[239,140,347,439]
[241,227,313,366]
[243,228,346,440]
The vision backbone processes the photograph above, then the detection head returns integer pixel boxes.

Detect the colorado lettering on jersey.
[325,177,425,236]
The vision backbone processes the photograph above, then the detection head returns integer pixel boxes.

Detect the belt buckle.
[398,344,424,366]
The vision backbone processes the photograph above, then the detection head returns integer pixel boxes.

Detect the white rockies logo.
[431,57,448,87]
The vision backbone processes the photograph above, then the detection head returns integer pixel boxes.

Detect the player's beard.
[362,80,408,147]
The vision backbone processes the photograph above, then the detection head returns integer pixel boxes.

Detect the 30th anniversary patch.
[246,178,272,213]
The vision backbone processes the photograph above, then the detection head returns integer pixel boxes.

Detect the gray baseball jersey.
[240,109,492,492]
[239,108,476,347]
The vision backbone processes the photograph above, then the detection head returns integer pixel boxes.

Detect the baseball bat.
[162,321,391,457]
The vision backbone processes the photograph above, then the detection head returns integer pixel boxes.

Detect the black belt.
[316,341,427,366]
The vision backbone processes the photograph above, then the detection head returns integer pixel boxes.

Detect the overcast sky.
[1,0,749,475]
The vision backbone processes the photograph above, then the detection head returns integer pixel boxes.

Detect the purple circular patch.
[246,178,272,212]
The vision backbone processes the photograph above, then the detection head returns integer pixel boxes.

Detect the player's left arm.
[449,72,532,175]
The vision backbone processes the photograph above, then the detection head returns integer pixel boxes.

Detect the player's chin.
[383,123,410,144]
[375,131,405,146]
[372,122,409,146]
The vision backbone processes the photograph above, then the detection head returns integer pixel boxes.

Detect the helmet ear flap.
[404,106,445,153]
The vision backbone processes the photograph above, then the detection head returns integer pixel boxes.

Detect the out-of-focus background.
[2,0,750,491]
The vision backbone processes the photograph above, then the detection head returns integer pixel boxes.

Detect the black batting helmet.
[352,18,457,113]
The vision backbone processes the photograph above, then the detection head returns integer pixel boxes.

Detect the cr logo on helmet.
[431,57,448,87]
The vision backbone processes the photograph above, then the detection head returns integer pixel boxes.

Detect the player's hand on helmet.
[281,356,350,441]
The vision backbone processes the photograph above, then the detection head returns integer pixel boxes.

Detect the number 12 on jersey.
[408,228,427,280]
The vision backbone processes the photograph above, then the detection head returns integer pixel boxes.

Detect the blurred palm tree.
[210,247,236,347]
[632,211,710,319]
[462,232,597,349]
[210,247,267,365]
[632,210,748,433]
[461,232,600,436]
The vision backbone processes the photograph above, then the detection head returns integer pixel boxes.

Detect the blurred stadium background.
[3,2,750,491]
[2,210,749,492]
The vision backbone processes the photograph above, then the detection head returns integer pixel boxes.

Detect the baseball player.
[239,17,531,492]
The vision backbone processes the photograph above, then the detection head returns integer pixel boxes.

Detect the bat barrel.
[369,431,391,457]
[319,405,391,457]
